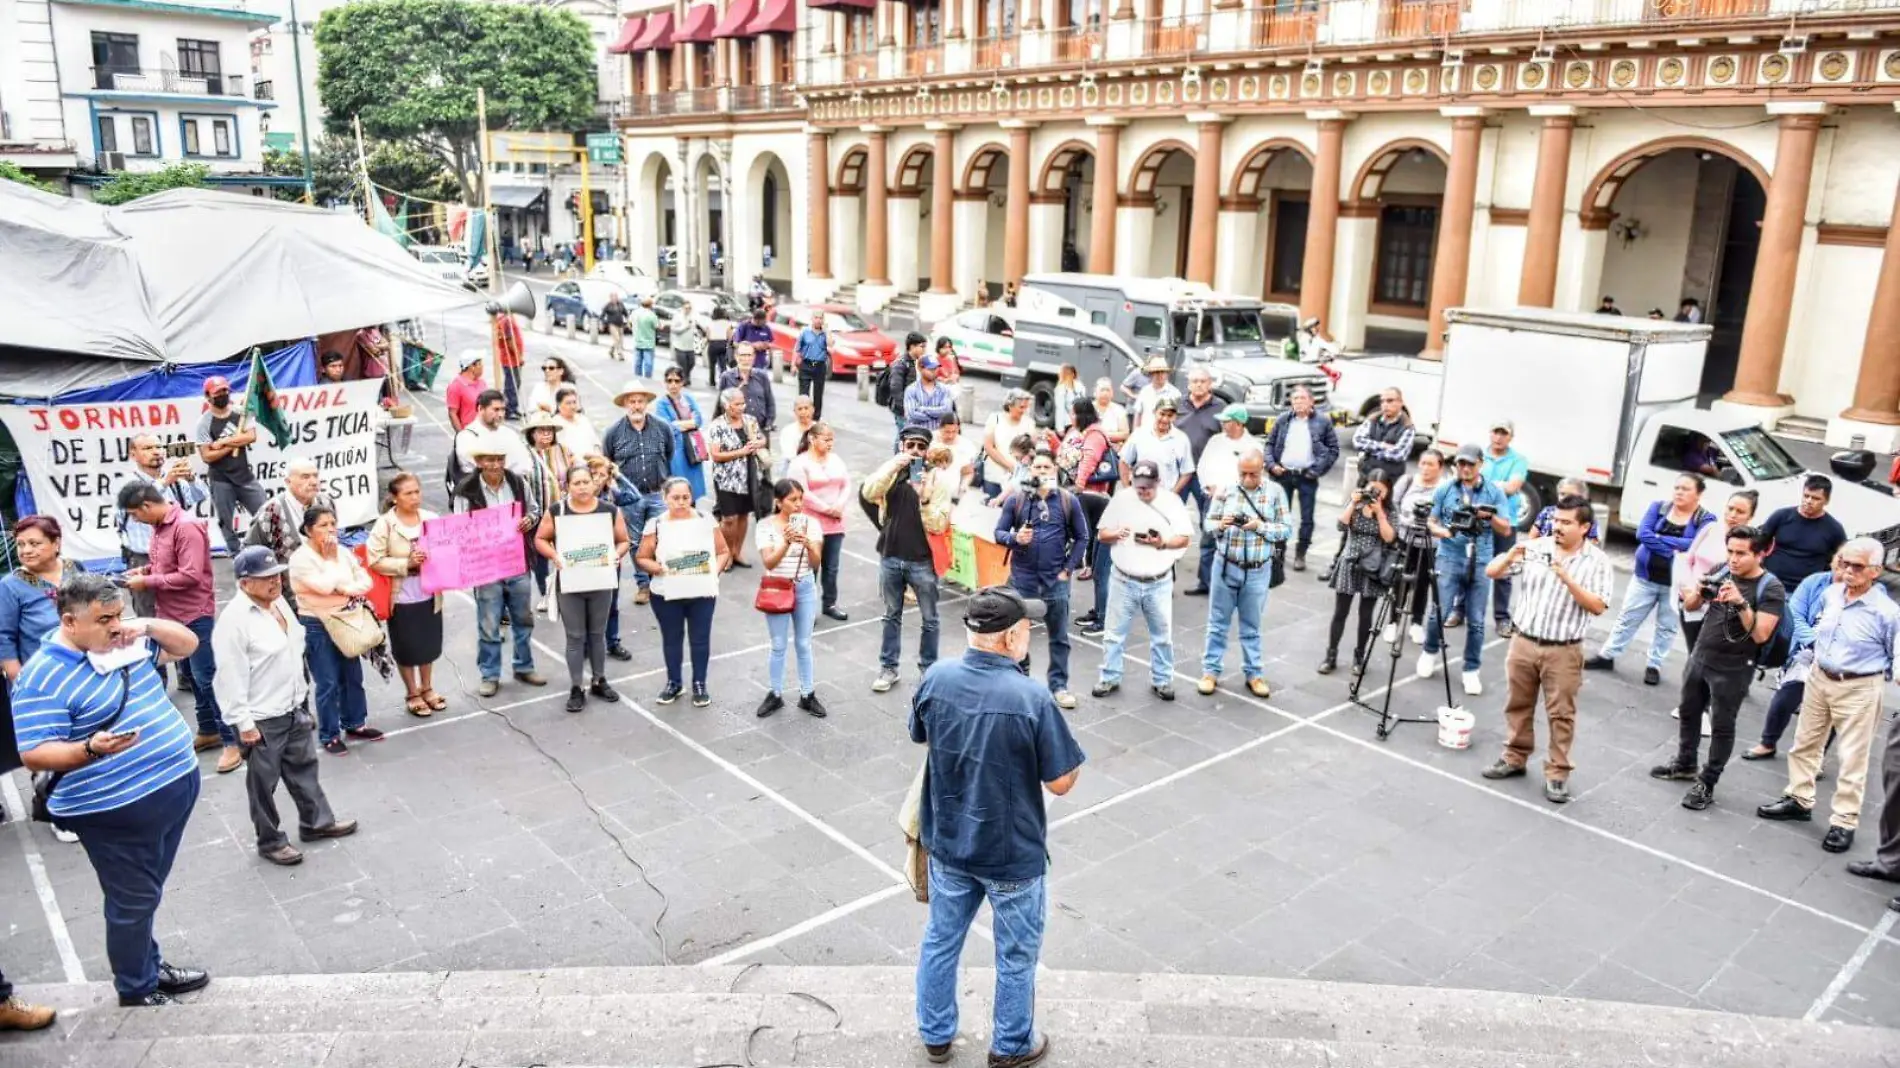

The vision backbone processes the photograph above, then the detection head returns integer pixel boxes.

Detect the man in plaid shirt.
[1197,447,1290,699]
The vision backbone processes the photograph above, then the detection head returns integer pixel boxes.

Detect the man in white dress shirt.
[1091,461,1195,701]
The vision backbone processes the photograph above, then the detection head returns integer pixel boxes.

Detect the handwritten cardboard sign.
[419,503,525,593]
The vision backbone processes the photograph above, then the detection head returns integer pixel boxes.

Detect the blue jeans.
[766,577,818,696]
[879,557,940,673]
[1090,538,1112,621]
[302,617,368,743]
[475,574,537,681]
[1424,556,1490,671]
[1275,472,1319,553]
[819,532,844,610]
[634,347,656,376]
[1203,558,1270,678]
[501,363,521,418]
[915,858,1046,1058]
[1597,575,1680,669]
[181,615,234,745]
[619,492,664,591]
[650,592,715,686]
[63,770,199,999]
[1185,475,1212,589]
[1101,571,1173,687]
[1014,577,1071,692]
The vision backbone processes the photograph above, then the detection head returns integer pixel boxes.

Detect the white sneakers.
[1416,652,1437,679]
[1409,623,1426,645]
[1380,623,1398,645]
[1462,670,1483,696]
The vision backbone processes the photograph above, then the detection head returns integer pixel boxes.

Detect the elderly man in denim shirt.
[1418,442,1512,696]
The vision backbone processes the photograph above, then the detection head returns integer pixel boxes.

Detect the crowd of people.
[4,308,1900,1068]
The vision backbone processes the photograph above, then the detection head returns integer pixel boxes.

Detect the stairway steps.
[1776,414,1827,444]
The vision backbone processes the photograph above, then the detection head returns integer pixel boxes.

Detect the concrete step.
[10,966,1895,1068]
[1777,414,1828,444]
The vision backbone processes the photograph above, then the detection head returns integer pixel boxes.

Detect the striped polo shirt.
[1505,536,1615,644]
[12,641,197,819]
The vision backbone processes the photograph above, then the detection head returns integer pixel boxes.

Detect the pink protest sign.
[420,503,527,593]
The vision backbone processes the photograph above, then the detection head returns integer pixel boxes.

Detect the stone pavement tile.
[1433,950,1562,998]
[1696,960,1825,1018]
[1476,893,1628,991]
[599,783,699,839]
[1228,884,1379,975]
[464,1026,748,1066]
[741,752,881,819]
[1726,903,1878,996]
[136,1032,337,1067]
[0,1038,153,1068]
[449,828,565,881]
[1305,940,1432,987]
[1096,905,1228,971]
[1606,896,1749,994]
[168,898,322,978]
[631,812,750,873]
[771,916,907,967]
[1038,909,1168,973]
[392,889,516,954]
[667,883,834,964]
[1836,943,1900,1029]
[319,1030,470,1068]
[794,851,905,909]
[416,924,542,973]
[520,895,665,967]
[487,859,598,924]
[1048,808,1147,866]
[1564,958,1703,1010]
[284,893,423,974]
[1362,917,1483,983]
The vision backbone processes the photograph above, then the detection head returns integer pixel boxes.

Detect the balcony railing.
[1143,14,1209,62]
[906,44,944,76]
[92,66,244,97]
[615,84,802,119]
[1051,26,1102,63]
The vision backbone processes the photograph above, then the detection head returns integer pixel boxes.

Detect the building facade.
[612,0,1900,447]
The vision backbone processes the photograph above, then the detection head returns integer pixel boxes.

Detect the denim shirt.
[1430,476,1510,568]
[909,649,1086,881]
[795,328,830,365]
[995,489,1089,594]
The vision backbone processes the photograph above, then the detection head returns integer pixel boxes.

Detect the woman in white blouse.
[552,385,600,458]
[288,505,377,754]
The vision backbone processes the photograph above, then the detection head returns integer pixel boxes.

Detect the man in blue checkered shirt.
[1197,447,1290,699]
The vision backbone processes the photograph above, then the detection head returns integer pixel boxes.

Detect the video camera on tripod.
[1441,502,1496,537]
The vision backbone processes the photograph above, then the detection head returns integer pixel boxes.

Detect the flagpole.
[234,346,262,433]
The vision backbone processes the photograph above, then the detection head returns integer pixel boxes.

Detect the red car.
[767,303,898,377]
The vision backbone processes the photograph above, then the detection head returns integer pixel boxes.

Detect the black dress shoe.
[756,692,784,718]
[822,606,849,621]
[1846,861,1900,882]
[589,678,620,703]
[1185,586,1210,597]
[1757,796,1813,822]
[1649,761,1698,782]
[155,964,209,997]
[1643,666,1661,686]
[1583,654,1614,671]
[118,990,178,1008]
[798,692,829,718]
[566,686,586,713]
[1822,827,1855,853]
[1152,684,1175,702]
[606,644,633,662]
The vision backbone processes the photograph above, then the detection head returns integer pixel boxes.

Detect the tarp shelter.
[0,180,482,396]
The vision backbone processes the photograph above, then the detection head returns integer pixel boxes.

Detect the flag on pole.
[244,348,294,449]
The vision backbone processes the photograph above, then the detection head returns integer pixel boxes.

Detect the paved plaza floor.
[2,296,1897,1047]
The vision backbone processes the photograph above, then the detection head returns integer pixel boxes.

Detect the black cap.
[899,424,934,445]
[1130,460,1161,487]
[964,586,1047,634]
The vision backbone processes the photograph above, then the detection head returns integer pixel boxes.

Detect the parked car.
[653,287,749,348]
[932,306,1017,375]
[410,245,468,286]
[765,303,897,376]
[545,278,634,332]
[587,260,660,299]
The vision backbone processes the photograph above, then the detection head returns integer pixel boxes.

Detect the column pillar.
[946,0,963,39]
[863,126,892,285]
[1186,113,1227,285]
[1023,0,1045,31]
[1839,173,1900,425]
[878,0,896,46]
[807,128,832,281]
[1422,109,1485,361]
[1087,118,1124,275]
[929,125,957,294]
[1003,121,1034,287]
[1726,106,1825,408]
[1299,110,1349,332]
[1518,107,1577,307]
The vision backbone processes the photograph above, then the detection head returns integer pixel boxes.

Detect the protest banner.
[653,514,718,599]
[419,503,526,593]
[553,512,617,593]
[0,374,383,563]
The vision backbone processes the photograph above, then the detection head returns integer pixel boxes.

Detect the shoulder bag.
[31,667,131,822]
[754,521,807,615]
[322,598,386,659]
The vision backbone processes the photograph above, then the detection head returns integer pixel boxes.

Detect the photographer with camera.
[1091,461,1195,701]
[1197,448,1291,699]
[1650,526,1785,812]
[1389,448,1448,645]
[1480,496,1612,804]
[1416,444,1513,696]
[1317,471,1396,675]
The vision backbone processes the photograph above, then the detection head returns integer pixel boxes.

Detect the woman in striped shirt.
[754,479,827,720]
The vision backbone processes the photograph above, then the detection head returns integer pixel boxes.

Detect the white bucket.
[1437,706,1474,750]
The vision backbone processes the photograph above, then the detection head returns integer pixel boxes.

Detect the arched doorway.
[634,152,678,282]
[834,145,869,287]
[737,151,795,293]
[1034,141,1094,273]
[893,143,934,291]
[692,152,727,288]
[1343,140,1449,351]
[1229,139,1315,302]
[1580,142,1770,397]
[1127,141,1196,278]
[961,144,1009,301]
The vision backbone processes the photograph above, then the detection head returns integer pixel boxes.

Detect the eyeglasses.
[902,441,928,453]
[1841,562,1877,572]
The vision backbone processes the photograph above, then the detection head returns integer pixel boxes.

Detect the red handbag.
[753,527,806,615]
[353,543,394,621]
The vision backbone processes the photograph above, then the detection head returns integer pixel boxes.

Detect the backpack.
[873,369,894,409]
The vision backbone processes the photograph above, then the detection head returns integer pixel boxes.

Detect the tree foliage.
[92,163,210,205]
[314,0,596,201]
[0,161,55,193]
[264,135,458,206]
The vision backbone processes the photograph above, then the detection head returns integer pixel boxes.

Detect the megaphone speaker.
[488,280,537,321]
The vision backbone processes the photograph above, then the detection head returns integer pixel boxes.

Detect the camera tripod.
[1347,533,1459,740]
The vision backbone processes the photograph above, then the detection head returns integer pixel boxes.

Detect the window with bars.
[1373,203,1438,308]
[97,115,118,153]
[131,116,153,154]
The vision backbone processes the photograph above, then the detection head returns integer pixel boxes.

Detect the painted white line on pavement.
[0,774,85,983]
[1805,909,1898,1021]
[700,884,909,967]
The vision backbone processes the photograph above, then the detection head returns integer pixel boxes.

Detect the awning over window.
[630,11,675,52]
[745,0,795,33]
[606,16,646,53]
[808,0,875,9]
[711,0,758,38]
[672,3,717,43]
[490,186,547,211]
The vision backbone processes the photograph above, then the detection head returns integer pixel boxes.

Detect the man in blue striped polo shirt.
[14,572,210,1007]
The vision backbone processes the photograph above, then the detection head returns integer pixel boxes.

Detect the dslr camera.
[1698,568,1730,602]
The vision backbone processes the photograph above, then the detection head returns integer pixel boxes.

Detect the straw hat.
[523,411,563,434]
[612,380,659,406]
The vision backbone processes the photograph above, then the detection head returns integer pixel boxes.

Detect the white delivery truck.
[1430,308,1900,565]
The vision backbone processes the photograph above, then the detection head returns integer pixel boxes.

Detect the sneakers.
[1079,620,1106,639]
[657,681,684,704]
[1649,761,1698,781]
[1544,779,1570,804]
[1197,674,1217,695]
[799,692,829,718]
[1495,620,1515,639]
[0,995,56,1031]
[756,692,785,719]
[51,825,79,844]
[589,678,620,703]
[477,679,501,698]
[1416,652,1438,679]
[1379,623,1397,645]
[1682,782,1715,810]
[1317,649,1338,675]
[872,668,899,693]
[1291,549,1308,572]
[1461,670,1482,696]
[1054,690,1077,710]
[1584,654,1614,671]
[692,683,711,707]
[1152,683,1175,701]
[514,671,548,687]
[1408,623,1426,644]
[1481,760,1527,780]
[1643,666,1661,686]
[1091,681,1120,697]
[566,686,586,713]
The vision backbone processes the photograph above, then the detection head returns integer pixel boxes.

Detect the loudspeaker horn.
[487,280,537,321]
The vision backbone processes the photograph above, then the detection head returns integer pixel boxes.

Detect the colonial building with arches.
[612,0,1900,447]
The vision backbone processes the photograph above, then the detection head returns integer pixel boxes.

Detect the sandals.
[422,689,448,711]
[405,694,433,718]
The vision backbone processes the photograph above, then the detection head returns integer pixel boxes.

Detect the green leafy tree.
[0,161,55,193]
[92,163,211,205]
[315,0,595,201]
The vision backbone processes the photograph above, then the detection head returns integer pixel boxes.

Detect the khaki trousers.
[1785,672,1884,829]
[1502,635,1584,781]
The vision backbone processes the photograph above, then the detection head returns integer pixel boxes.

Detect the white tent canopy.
[0,181,482,394]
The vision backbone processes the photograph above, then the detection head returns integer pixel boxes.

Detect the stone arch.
[893,143,934,194]
[960,143,1010,193]
[1577,137,1771,229]
[1347,139,1450,204]
[1035,139,1095,195]
[1127,139,1196,196]
[835,145,868,194]
[737,148,796,289]
[1229,138,1317,200]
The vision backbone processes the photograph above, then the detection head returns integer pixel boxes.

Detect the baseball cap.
[1217,404,1249,424]
[1155,396,1179,414]
[964,586,1047,634]
[1491,418,1515,434]
[921,356,940,370]
[203,375,231,396]
[1130,460,1161,487]
[1453,443,1484,465]
[231,545,288,580]
[457,349,486,369]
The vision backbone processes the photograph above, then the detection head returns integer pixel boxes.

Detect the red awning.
[744,0,795,33]
[629,11,675,52]
[809,0,875,9]
[672,3,717,43]
[606,16,645,53]
[711,0,758,38]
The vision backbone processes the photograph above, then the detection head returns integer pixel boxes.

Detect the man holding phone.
[995,452,1091,710]
[117,434,207,624]
[15,572,211,1007]
[1092,461,1193,701]
[865,425,942,694]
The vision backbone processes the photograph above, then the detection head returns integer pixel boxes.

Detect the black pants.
[707,339,730,385]
[1408,555,1437,627]
[1328,592,1377,658]
[798,360,829,421]
[1677,656,1754,786]
[820,532,844,610]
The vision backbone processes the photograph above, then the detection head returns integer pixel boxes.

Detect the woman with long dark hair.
[364,473,444,717]
[536,464,631,713]
[289,505,379,754]
[1318,471,1397,674]
[636,477,731,707]
[754,479,826,719]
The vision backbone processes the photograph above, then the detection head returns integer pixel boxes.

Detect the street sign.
[586,132,621,165]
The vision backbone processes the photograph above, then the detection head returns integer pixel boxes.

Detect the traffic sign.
[586,132,622,165]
